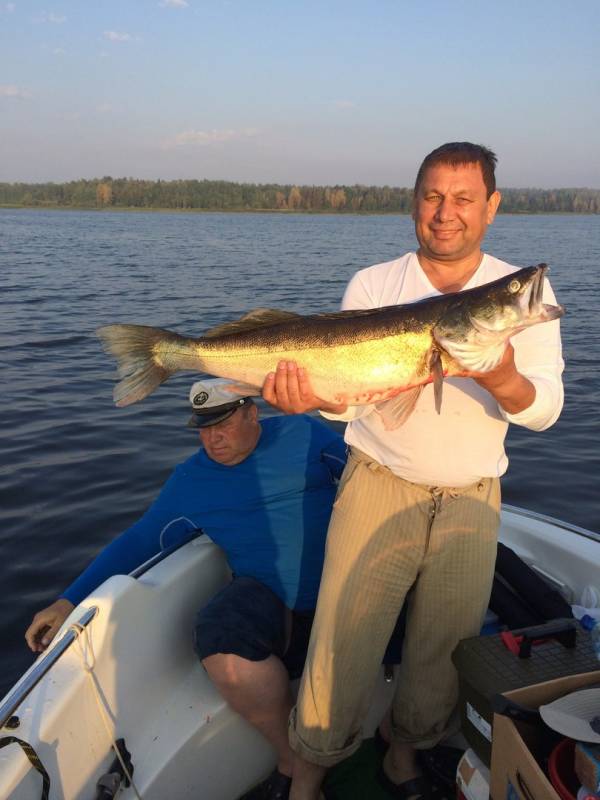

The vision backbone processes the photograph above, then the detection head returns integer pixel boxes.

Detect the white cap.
[539,688,600,743]
[187,378,251,428]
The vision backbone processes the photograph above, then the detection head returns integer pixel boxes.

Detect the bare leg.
[289,755,326,800]
[383,741,422,788]
[203,653,295,776]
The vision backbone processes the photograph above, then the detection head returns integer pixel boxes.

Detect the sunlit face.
[413,162,501,264]
[199,404,260,466]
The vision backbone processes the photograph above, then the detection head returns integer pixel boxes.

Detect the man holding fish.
[262,142,565,800]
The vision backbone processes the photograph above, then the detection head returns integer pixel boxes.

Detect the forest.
[1,178,599,213]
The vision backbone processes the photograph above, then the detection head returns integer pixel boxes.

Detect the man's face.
[199,405,260,466]
[413,162,501,264]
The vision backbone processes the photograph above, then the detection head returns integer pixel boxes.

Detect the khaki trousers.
[289,447,500,766]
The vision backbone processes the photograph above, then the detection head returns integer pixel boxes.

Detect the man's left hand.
[461,343,536,414]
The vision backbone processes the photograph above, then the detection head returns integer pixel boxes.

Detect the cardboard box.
[457,748,491,800]
[490,670,600,800]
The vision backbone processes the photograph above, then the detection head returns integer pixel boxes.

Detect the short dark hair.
[414,142,498,198]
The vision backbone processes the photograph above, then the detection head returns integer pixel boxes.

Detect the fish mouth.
[527,265,545,314]
[525,264,565,321]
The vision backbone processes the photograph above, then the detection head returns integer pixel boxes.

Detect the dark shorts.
[194,576,314,679]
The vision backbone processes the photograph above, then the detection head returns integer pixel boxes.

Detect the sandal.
[418,746,464,792]
[376,768,433,800]
[239,769,292,800]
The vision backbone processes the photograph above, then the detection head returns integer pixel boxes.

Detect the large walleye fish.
[97,264,563,428]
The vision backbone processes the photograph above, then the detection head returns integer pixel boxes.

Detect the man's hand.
[262,361,348,415]
[461,343,536,414]
[25,598,75,653]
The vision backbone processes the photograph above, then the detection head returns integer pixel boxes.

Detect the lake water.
[1,209,599,698]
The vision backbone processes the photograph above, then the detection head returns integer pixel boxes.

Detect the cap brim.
[187,408,238,429]
[539,688,600,743]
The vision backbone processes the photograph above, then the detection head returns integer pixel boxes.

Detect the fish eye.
[508,280,521,293]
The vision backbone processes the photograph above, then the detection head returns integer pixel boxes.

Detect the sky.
[1,1,599,187]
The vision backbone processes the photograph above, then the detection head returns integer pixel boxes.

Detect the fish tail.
[97,324,184,407]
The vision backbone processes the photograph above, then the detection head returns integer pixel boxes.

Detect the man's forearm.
[476,370,536,415]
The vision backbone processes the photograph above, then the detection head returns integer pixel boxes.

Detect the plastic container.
[577,788,600,800]
[572,607,600,623]
[581,587,600,609]
[549,738,579,800]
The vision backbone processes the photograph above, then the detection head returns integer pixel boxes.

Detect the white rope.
[68,622,143,800]
[159,516,198,549]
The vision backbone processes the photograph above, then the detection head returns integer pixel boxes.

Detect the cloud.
[53,47,66,55]
[96,103,114,114]
[159,0,189,7]
[103,30,132,42]
[32,11,67,23]
[162,127,259,149]
[333,100,356,110]
[3,3,16,13]
[0,84,30,99]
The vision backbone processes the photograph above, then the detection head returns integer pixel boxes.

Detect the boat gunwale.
[501,503,600,544]
[0,606,98,730]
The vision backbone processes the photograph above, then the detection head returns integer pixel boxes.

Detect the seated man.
[25,378,347,800]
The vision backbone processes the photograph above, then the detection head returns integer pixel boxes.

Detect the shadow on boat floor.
[323,738,389,799]
[323,738,459,800]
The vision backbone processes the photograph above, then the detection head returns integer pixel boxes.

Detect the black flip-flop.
[239,769,292,800]
[376,768,433,800]
[418,746,464,792]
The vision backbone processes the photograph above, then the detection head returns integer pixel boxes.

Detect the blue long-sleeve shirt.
[62,415,346,610]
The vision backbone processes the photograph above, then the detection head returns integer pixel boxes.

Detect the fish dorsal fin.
[204,308,302,338]
[375,387,424,430]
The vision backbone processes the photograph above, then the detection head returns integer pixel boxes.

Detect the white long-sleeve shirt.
[322,252,564,487]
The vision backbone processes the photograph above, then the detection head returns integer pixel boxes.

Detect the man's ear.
[487,190,501,223]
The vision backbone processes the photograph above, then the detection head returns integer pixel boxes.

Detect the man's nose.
[435,196,455,221]
[207,426,223,442]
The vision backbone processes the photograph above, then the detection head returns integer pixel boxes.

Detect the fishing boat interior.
[1,504,599,800]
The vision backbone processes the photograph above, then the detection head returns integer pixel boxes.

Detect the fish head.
[434,264,565,372]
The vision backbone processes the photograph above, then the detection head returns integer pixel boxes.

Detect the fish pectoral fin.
[375,387,423,430]
[221,381,262,396]
[204,308,303,338]
[430,349,444,414]
[433,329,506,373]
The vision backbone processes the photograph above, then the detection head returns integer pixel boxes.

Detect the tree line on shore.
[1,178,599,213]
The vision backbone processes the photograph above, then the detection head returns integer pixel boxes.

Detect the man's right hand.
[25,598,75,653]
[262,360,347,415]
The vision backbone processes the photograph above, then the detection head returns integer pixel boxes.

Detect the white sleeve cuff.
[500,377,564,431]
